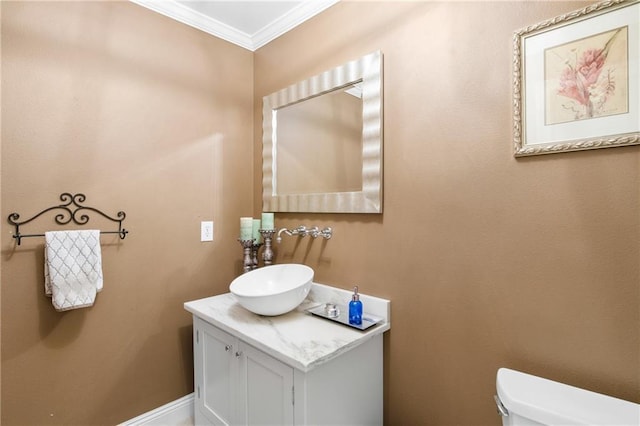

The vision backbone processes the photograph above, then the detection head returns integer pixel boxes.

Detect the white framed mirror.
[262,50,383,213]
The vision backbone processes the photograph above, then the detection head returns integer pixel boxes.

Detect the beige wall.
[1,1,253,424]
[254,1,639,425]
[2,1,639,425]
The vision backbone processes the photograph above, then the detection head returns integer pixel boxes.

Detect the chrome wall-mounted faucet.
[276,226,332,243]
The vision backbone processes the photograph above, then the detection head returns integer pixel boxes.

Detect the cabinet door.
[238,342,294,426]
[195,318,237,426]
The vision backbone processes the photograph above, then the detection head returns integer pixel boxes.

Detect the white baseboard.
[119,393,194,426]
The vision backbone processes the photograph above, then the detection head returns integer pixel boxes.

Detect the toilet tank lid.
[496,368,640,426]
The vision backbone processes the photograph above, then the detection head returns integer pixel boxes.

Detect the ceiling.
[131,0,339,51]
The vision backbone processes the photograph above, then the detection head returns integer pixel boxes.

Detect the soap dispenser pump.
[349,286,363,325]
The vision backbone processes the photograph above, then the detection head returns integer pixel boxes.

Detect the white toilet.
[495,368,640,426]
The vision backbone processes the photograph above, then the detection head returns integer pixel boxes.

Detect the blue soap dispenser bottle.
[349,286,363,325]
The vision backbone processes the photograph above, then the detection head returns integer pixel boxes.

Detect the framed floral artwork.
[513,0,639,156]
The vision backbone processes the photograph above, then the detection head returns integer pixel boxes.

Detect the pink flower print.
[577,48,606,85]
[557,48,606,116]
[558,64,590,105]
[556,28,622,119]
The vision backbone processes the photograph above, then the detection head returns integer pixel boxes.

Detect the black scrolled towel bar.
[7,192,129,245]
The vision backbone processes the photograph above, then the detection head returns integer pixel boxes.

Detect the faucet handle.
[320,227,332,239]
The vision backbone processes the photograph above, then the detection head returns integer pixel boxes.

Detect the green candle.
[261,212,274,230]
[252,219,262,244]
[240,217,253,240]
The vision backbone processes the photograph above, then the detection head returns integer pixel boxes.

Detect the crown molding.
[130,0,339,52]
[130,0,253,49]
[251,0,339,50]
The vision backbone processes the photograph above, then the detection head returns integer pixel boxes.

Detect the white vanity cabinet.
[186,284,390,426]
[194,316,294,425]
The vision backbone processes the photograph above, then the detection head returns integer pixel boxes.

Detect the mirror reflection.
[262,50,383,213]
[275,82,363,195]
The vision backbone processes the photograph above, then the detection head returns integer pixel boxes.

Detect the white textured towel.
[44,230,103,311]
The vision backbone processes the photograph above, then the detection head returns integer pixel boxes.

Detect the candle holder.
[238,238,255,273]
[251,242,263,269]
[259,229,277,266]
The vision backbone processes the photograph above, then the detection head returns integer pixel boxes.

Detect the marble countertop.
[184,283,390,372]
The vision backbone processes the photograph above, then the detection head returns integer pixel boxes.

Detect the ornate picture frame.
[513,0,639,156]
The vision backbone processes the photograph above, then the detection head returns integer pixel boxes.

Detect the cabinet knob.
[235,351,243,358]
[225,345,232,352]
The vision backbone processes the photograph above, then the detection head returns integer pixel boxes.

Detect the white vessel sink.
[229,264,314,316]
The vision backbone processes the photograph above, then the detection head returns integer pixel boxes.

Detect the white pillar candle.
[252,219,262,244]
[261,212,275,230]
[240,217,253,240]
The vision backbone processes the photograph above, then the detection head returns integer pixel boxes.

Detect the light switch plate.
[201,221,213,242]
